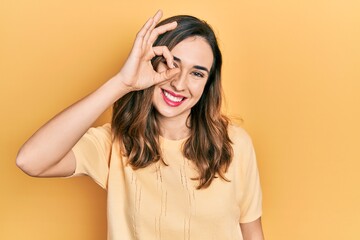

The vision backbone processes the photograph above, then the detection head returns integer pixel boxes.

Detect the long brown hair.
[112,15,233,189]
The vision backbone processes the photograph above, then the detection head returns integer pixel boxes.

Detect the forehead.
[171,36,213,70]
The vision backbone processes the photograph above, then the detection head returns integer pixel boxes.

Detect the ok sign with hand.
[117,10,180,92]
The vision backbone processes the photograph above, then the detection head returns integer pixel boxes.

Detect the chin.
[157,109,189,119]
[153,105,191,121]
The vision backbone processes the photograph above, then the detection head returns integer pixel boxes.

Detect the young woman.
[16,10,264,240]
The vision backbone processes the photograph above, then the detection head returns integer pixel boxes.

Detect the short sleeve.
[231,126,263,223]
[70,123,112,189]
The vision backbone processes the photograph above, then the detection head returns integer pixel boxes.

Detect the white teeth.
[164,90,184,102]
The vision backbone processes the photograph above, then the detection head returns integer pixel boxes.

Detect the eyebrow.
[173,56,210,74]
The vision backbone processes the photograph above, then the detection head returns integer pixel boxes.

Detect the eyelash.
[192,71,205,78]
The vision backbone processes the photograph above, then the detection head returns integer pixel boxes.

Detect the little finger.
[134,17,154,50]
[142,10,163,49]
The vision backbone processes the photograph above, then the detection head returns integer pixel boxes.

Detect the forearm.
[16,75,128,176]
[240,218,264,240]
[16,10,179,177]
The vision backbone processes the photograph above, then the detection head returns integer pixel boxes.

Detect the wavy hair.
[112,15,233,189]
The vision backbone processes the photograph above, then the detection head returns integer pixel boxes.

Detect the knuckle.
[152,29,159,36]
[136,31,144,38]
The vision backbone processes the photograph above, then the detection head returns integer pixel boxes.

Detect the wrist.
[107,73,133,101]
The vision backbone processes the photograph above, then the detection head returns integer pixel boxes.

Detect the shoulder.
[227,123,254,149]
[83,123,112,145]
[227,123,257,172]
[88,123,111,133]
[87,123,111,135]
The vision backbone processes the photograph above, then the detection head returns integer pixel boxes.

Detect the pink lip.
[161,89,186,107]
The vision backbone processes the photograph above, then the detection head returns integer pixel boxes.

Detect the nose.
[170,70,187,92]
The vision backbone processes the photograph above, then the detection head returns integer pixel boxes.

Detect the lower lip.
[161,90,185,107]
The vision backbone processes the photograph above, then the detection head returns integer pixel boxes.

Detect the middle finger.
[147,21,178,46]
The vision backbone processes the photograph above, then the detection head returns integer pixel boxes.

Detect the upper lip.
[162,89,187,98]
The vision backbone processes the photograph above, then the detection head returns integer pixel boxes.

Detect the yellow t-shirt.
[71,123,262,240]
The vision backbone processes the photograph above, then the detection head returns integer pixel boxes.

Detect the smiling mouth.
[161,89,187,107]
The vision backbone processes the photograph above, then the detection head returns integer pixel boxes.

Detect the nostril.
[170,75,187,91]
[170,80,183,91]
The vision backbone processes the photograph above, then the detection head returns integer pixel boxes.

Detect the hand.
[116,10,180,92]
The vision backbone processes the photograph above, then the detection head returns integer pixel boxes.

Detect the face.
[152,36,214,124]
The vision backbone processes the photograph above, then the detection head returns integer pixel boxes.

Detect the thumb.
[154,67,180,84]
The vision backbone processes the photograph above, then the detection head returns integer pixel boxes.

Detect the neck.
[156,114,190,141]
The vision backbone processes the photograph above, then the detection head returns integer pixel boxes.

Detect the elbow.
[16,147,41,177]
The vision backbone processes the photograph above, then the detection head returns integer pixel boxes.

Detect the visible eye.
[159,57,167,65]
[191,71,205,78]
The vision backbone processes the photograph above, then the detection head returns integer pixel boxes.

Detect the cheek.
[189,81,207,98]
[152,85,160,101]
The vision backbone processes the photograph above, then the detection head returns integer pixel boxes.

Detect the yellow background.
[1,0,359,239]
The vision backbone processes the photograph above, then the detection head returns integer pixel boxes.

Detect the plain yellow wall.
[1,0,359,239]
